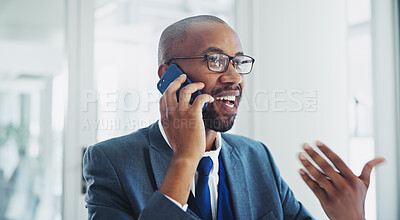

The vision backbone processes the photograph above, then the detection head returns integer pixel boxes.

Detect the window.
[347,0,376,219]
[0,0,65,219]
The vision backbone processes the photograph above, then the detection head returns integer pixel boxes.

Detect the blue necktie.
[196,156,213,220]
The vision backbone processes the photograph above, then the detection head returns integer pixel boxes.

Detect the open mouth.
[215,95,236,108]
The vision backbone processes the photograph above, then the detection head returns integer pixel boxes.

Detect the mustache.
[207,85,242,96]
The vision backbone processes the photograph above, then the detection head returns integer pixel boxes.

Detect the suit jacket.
[83,121,314,220]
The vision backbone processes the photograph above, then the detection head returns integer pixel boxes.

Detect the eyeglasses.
[166,53,255,75]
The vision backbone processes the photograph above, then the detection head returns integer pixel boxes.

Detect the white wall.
[235,1,348,219]
[372,0,399,219]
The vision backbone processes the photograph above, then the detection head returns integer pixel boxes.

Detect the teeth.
[215,96,236,101]
[225,103,234,108]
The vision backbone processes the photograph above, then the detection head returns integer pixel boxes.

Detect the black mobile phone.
[157,64,207,111]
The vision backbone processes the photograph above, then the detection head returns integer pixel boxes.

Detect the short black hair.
[158,15,227,65]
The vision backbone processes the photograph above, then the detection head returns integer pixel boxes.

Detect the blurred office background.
[0,0,398,219]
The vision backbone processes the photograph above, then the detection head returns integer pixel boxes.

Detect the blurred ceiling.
[0,0,65,89]
[0,0,233,90]
[0,0,64,42]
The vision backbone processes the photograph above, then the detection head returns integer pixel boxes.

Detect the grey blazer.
[83,121,313,219]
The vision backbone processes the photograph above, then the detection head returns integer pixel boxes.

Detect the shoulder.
[221,132,271,155]
[93,125,150,150]
[221,132,261,145]
[85,124,154,165]
[221,132,277,174]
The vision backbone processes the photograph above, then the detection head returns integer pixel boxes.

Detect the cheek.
[187,68,219,94]
[184,62,209,80]
[200,77,218,94]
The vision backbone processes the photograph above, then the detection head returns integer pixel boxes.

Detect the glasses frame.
[166,53,255,74]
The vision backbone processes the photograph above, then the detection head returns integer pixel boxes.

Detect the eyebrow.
[201,47,244,56]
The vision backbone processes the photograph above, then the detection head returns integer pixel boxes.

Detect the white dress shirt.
[158,120,221,220]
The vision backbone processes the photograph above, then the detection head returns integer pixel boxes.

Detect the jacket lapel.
[148,121,173,189]
[220,134,253,220]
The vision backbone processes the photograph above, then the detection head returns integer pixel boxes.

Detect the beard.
[202,86,242,132]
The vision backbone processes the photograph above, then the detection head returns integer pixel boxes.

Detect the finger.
[178,82,205,110]
[159,95,166,119]
[303,143,345,188]
[159,95,171,125]
[316,140,355,178]
[359,157,385,186]
[164,74,187,108]
[190,94,214,112]
[299,169,328,202]
[298,152,336,194]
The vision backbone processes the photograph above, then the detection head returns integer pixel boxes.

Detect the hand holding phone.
[157,67,215,208]
[157,64,208,111]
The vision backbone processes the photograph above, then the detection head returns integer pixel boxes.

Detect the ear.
[158,64,169,79]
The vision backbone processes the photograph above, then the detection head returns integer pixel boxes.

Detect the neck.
[205,129,217,152]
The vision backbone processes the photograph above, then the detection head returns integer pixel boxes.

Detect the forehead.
[181,22,243,56]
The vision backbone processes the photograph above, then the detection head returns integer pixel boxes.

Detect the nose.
[219,62,242,85]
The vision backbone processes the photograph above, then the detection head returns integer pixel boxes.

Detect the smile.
[215,95,236,108]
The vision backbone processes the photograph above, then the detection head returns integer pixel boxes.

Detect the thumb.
[359,157,386,186]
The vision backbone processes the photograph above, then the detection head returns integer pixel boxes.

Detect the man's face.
[172,22,245,132]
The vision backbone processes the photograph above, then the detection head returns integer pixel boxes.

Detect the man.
[83,15,384,219]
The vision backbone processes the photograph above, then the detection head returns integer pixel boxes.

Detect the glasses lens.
[208,54,229,72]
[234,56,253,74]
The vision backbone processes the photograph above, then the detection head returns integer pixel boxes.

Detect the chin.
[203,101,238,132]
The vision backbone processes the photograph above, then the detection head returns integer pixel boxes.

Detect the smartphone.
[157,64,208,111]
